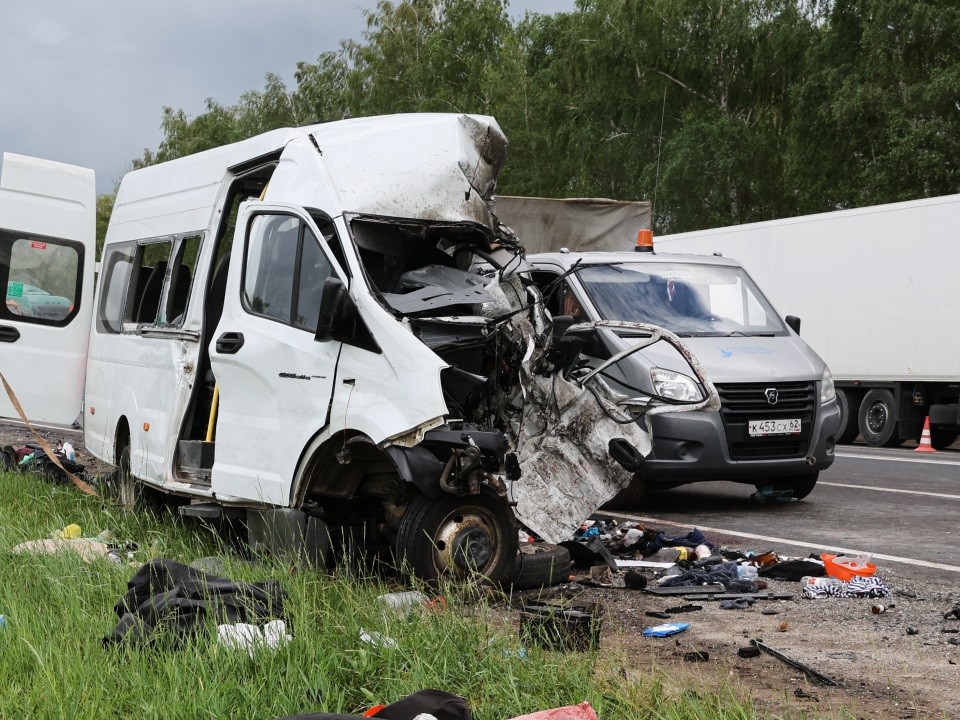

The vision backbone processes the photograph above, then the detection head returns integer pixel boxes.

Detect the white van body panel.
[0,153,95,427]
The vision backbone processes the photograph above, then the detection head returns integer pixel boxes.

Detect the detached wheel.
[930,425,959,451]
[601,474,649,510]
[835,389,860,444]
[506,543,572,590]
[396,486,518,584]
[858,389,900,447]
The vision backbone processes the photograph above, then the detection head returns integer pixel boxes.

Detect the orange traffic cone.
[916,416,937,453]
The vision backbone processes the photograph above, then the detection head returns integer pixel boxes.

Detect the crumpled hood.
[635,334,824,384]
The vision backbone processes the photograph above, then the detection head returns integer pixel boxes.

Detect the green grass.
[0,469,771,720]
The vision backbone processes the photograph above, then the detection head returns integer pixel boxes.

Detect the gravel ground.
[509,553,960,718]
[4,422,959,718]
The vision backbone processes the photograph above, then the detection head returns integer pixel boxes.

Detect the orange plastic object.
[821,553,876,582]
[363,705,386,717]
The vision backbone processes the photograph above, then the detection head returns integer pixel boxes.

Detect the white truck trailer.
[658,194,960,449]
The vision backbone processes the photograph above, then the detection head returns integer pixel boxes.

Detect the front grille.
[716,381,816,460]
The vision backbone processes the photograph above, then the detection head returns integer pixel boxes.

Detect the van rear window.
[0,232,83,327]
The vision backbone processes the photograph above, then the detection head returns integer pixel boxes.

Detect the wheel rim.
[431,505,504,577]
[867,401,887,434]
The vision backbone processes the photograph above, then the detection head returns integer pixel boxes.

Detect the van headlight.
[651,367,703,402]
[821,367,836,404]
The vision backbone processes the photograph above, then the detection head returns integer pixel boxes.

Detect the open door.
[0,154,96,427]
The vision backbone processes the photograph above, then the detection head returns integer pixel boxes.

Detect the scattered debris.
[943,605,960,621]
[737,645,761,658]
[218,620,291,658]
[104,559,286,648]
[778,620,789,632]
[623,571,647,590]
[750,639,839,686]
[906,627,920,636]
[378,590,430,616]
[520,601,602,652]
[642,622,689,638]
[664,604,702,614]
[360,629,399,649]
[684,650,709,662]
[719,598,754,610]
[509,702,598,720]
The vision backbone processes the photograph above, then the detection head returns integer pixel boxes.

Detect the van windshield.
[576,262,788,337]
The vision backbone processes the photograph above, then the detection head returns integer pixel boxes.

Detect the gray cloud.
[0,0,573,194]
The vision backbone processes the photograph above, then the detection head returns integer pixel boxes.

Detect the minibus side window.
[161,235,203,327]
[0,232,83,327]
[97,243,136,334]
[123,240,174,325]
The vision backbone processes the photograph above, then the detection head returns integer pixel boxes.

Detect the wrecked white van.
[2,116,717,582]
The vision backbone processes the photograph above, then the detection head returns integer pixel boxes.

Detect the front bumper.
[640,398,841,485]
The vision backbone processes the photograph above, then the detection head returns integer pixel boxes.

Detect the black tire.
[114,439,177,512]
[858,389,900,447]
[835,389,860,444]
[930,425,960,451]
[396,486,518,584]
[790,472,819,500]
[506,543,572,590]
[601,474,649,510]
[0,447,16,472]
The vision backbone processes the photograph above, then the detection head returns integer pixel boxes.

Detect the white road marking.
[835,450,960,467]
[608,513,960,574]
[819,481,960,502]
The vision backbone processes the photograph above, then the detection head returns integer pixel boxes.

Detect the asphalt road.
[610,444,960,584]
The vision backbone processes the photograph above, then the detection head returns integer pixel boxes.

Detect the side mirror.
[315,277,346,341]
[785,315,801,335]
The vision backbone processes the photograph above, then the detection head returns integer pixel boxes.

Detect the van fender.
[290,430,448,506]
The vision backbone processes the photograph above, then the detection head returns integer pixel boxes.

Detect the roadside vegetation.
[0,468,779,720]
[96,0,960,256]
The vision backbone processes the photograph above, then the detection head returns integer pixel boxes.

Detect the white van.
[1,117,716,582]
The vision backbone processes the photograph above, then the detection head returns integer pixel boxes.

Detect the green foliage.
[0,469,765,719]
[130,0,960,234]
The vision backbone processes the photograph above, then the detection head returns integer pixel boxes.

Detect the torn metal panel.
[382,265,495,314]
[508,319,719,544]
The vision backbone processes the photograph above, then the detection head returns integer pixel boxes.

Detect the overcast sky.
[0,1,574,194]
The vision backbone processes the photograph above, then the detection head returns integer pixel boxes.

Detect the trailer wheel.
[858,389,900,447]
[396,486,518,584]
[835,389,860,444]
[930,425,960,451]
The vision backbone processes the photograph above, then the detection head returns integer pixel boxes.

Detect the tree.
[787,0,960,211]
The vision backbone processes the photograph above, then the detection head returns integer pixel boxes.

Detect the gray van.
[527,249,841,505]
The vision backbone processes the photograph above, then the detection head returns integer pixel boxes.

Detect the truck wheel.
[396,486,518,584]
[505,543,572,590]
[931,425,960,451]
[858,389,900,447]
[601,474,649,510]
[835,389,860,444]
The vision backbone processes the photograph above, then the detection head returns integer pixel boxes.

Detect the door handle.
[0,326,20,343]
[215,331,245,354]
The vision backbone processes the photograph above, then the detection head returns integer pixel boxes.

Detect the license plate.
[748,418,801,437]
